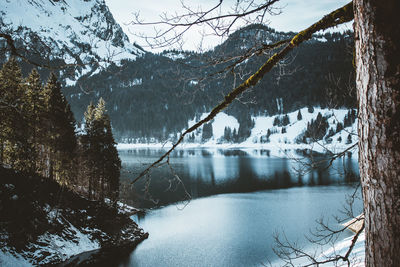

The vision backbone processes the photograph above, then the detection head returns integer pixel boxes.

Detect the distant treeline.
[0,58,120,202]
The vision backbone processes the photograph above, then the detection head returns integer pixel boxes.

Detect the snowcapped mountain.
[0,0,144,83]
[0,1,356,144]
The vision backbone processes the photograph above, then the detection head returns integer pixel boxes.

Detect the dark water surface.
[117,148,362,267]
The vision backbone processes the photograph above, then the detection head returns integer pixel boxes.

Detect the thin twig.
[131,1,354,184]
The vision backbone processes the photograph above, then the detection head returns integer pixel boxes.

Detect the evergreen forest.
[0,58,121,202]
[61,26,356,141]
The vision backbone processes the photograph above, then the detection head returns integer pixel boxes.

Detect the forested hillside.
[0,0,355,142]
[64,25,355,141]
[0,58,147,265]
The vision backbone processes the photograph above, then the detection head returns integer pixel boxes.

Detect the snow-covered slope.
[186,108,357,148]
[245,107,357,151]
[0,166,148,266]
[118,107,358,156]
[186,112,240,143]
[0,0,144,82]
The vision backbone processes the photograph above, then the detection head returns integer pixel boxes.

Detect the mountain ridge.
[0,0,356,144]
[0,0,144,83]
[65,25,355,142]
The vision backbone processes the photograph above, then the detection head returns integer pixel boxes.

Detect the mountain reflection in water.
[118,148,359,208]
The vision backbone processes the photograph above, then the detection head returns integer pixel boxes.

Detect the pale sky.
[104,0,353,52]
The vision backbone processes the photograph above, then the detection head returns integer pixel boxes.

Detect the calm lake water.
[117,148,362,267]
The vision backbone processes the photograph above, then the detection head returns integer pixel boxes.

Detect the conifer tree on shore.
[0,58,34,171]
[81,98,121,201]
[42,73,77,184]
[0,59,121,203]
[25,68,45,172]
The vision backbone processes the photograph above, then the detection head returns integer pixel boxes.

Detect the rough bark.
[354,0,400,266]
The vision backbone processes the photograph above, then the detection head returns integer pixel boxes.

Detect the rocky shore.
[0,166,148,266]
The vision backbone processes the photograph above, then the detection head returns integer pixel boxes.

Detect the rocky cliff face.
[0,0,144,82]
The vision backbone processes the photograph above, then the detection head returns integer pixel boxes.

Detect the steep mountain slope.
[0,0,144,83]
[0,1,355,143]
[64,25,355,141]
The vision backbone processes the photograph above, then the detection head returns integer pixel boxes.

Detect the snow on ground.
[65,78,77,87]
[1,0,142,81]
[29,219,101,265]
[322,232,365,267]
[0,250,32,267]
[104,199,140,215]
[0,198,143,266]
[185,112,239,143]
[208,112,239,141]
[247,107,350,145]
[118,108,358,158]
[161,51,187,61]
[270,225,365,267]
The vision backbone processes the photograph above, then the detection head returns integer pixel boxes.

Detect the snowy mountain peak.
[1,0,144,81]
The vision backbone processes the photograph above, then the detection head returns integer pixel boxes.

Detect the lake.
[117,148,362,267]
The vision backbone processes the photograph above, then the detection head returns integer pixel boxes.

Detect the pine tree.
[282,114,290,126]
[0,58,33,171]
[232,128,238,143]
[202,123,212,142]
[297,110,302,120]
[346,133,352,144]
[80,99,121,202]
[93,98,108,200]
[336,122,344,133]
[224,126,232,142]
[101,113,121,203]
[273,116,280,126]
[304,112,328,141]
[25,69,45,172]
[81,102,96,199]
[42,73,77,184]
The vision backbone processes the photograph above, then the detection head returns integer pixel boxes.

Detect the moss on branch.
[132,1,354,184]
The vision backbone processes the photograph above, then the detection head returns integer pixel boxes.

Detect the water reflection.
[119,148,359,208]
[122,186,363,267]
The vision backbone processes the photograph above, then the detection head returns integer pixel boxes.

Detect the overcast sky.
[104,0,352,52]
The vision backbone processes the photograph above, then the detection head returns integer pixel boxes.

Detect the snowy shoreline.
[117,107,358,159]
[0,166,148,267]
[0,201,148,267]
[117,141,358,160]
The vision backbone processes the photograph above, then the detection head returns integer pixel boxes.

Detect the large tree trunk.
[354,0,400,266]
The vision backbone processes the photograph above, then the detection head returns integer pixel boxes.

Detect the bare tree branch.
[130,0,281,49]
[131,1,354,184]
[274,219,364,267]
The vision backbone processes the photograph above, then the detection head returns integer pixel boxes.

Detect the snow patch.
[322,232,365,266]
[210,112,240,141]
[0,250,31,267]
[65,78,77,87]
[29,219,100,265]
[118,107,358,158]
[162,51,186,61]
